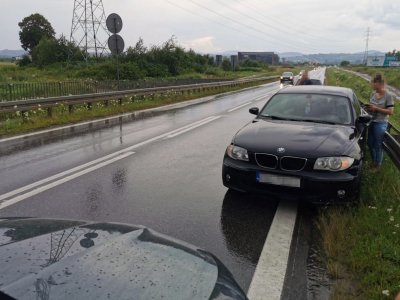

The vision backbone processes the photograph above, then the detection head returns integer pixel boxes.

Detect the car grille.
[255,154,307,171]
[255,154,278,169]
[280,156,307,171]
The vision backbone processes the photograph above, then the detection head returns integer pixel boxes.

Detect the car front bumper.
[222,156,362,203]
[280,78,294,84]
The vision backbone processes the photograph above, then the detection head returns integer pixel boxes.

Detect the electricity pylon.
[70,0,110,60]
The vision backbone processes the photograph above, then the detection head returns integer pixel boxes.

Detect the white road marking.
[0,150,133,202]
[227,93,276,113]
[247,199,298,300]
[165,116,221,138]
[0,115,222,207]
[0,151,135,211]
[227,101,253,112]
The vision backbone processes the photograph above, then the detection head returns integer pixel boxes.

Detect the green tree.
[340,60,350,67]
[221,58,232,71]
[18,13,55,53]
[31,36,83,66]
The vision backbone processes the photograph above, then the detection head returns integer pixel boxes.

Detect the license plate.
[256,172,300,188]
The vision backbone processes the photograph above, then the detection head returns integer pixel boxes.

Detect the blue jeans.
[368,121,388,166]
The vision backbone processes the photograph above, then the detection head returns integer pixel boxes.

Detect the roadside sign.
[108,34,125,55]
[106,13,123,34]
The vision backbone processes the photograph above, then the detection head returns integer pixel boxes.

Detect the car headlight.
[280,76,283,79]
[290,76,293,79]
[226,145,249,161]
[313,157,354,171]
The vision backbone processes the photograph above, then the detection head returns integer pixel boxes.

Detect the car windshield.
[260,93,352,125]
[282,72,293,76]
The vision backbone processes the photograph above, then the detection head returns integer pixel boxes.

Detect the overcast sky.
[1,0,399,54]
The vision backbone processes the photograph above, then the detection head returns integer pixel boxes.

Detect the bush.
[222,58,232,71]
[119,62,145,80]
[17,55,32,67]
[31,36,84,67]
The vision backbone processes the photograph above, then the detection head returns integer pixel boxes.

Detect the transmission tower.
[70,0,110,60]
[363,27,371,65]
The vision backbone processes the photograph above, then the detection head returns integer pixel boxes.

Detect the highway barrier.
[0,76,278,115]
[384,123,400,170]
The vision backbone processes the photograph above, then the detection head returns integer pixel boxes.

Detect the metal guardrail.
[384,123,400,170]
[0,78,234,102]
[0,76,278,114]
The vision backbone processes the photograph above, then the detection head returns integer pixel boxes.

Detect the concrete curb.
[0,81,278,149]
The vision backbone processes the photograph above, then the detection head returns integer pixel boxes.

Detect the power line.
[184,0,317,52]
[212,0,319,48]
[165,0,315,52]
[163,0,277,46]
[238,0,351,46]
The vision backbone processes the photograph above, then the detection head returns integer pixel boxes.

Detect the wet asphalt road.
[0,82,282,292]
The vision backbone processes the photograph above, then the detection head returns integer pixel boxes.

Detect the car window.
[260,93,353,125]
[282,72,293,76]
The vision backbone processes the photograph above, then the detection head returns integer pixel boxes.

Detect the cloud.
[182,36,222,53]
[357,3,400,29]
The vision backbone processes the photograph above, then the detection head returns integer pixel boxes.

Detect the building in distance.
[238,52,279,65]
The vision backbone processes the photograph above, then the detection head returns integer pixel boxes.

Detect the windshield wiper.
[301,119,338,125]
[260,115,296,121]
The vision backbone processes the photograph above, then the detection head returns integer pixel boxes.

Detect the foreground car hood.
[0,218,246,300]
[234,120,356,157]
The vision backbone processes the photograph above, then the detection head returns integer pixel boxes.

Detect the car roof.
[276,85,354,98]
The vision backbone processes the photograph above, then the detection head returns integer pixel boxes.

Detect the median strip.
[165,116,221,138]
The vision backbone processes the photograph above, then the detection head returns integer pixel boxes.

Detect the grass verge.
[317,68,400,300]
[0,78,276,137]
[326,68,400,128]
[346,66,400,91]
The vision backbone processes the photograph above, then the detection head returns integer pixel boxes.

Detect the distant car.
[280,72,294,84]
[0,218,248,300]
[222,86,371,203]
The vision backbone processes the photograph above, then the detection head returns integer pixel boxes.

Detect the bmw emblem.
[277,147,286,154]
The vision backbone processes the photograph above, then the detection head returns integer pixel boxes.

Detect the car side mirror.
[249,107,259,115]
[357,115,372,124]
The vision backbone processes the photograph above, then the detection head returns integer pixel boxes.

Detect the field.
[0,61,300,83]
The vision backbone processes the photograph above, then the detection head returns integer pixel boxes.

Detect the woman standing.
[366,74,394,171]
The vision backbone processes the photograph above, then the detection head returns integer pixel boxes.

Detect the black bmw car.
[222,86,371,203]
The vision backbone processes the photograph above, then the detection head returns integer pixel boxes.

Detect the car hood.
[233,119,356,157]
[0,218,246,300]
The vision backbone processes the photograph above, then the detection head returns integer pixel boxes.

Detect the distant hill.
[283,50,385,64]
[0,49,26,58]
[279,52,304,58]
[210,50,385,64]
